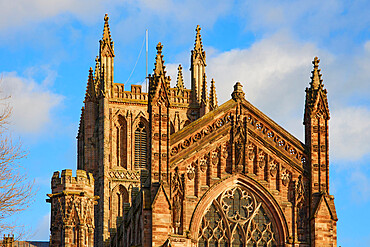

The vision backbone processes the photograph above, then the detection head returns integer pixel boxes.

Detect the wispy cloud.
[200,31,370,162]
[331,107,370,161]
[1,69,63,134]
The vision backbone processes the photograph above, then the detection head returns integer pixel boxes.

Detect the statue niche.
[172,167,184,235]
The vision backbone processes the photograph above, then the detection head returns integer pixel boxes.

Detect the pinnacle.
[85,67,95,102]
[209,78,218,111]
[102,13,113,45]
[176,64,184,89]
[153,42,166,77]
[310,56,323,90]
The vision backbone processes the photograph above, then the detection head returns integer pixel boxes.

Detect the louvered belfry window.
[134,122,147,169]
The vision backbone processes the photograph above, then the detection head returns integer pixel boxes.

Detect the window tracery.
[198,186,278,247]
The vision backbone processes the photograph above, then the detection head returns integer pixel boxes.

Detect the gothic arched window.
[198,186,278,247]
[115,116,127,169]
[134,122,147,169]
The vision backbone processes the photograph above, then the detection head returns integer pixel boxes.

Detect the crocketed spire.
[194,25,204,54]
[153,42,166,77]
[102,14,113,46]
[304,57,330,122]
[85,67,95,102]
[99,14,114,58]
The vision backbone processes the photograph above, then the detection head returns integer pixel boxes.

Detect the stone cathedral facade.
[47,15,338,247]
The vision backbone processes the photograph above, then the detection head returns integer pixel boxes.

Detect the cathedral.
[47,14,338,247]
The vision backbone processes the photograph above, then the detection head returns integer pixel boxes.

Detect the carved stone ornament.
[222,142,229,159]
[234,117,246,169]
[172,167,183,194]
[258,150,266,169]
[211,150,219,166]
[248,143,256,161]
[171,167,184,234]
[281,167,291,186]
[295,175,305,205]
[186,163,196,180]
[269,159,277,177]
[199,157,207,172]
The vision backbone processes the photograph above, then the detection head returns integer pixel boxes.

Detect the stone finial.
[231,82,245,101]
[156,42,163,54]
[310,56,323,90]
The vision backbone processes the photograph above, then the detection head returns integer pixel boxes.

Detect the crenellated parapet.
[48,169,97,247]
[112,83,148,102]
[51,169,95,194]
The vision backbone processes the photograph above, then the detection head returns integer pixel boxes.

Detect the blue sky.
[0,0,369,245]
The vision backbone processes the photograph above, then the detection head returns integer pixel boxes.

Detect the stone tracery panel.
[198,186,278,247]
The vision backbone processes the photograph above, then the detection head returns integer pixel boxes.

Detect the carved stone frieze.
[170,113,232,156]
[109,170,140,181]
[246,113,307,167]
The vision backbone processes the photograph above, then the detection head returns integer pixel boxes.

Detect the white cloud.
[240,0,370,44]
[330,107,370,161]
[349,170,370,202]
[0,0,109,29]
[206,31,323,139]
[200,31,370,162]
[0,71,63,134]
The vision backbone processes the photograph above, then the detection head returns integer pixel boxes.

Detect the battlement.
[51,169,94,194]
[113,83,193,106]
[113,83,148,101]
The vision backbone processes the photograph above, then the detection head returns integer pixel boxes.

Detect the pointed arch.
[112,113,128,168]
[110,184,129,229]
[190,174,288,246]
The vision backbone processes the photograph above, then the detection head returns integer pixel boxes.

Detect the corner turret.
[304,57,337,246]
[47,169,97,247]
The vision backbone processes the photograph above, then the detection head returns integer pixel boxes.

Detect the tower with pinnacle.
[50,14,337,247]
